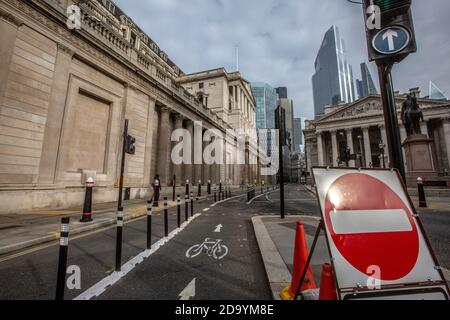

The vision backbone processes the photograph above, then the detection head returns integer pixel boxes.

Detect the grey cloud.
[114,0,450,120]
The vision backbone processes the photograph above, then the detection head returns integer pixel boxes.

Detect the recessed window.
[199,83,204,89]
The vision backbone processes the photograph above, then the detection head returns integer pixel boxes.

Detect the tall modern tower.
[251,83,278,129]
[357,62,378,99]
[276,87,288,99]
[312,25,356,116]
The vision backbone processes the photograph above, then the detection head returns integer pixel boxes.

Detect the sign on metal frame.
[312,167,449,300]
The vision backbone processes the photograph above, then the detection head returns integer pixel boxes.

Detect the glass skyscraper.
[356,62,378,99]
[312,25,356,116]
[251,83,278,129]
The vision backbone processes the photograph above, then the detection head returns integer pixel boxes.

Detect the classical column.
[443,118,450,169]
[379,125,390,166]
[399,124,408,171]
[173,114,184,186]
[331,130,339,167]
[143,99,157,187]
[194,122,203,185]
[317,132,324,167]
[362,126,372,167]
[157,106,171,185]
[420,120,429,137]
[346,128,356,167]
[184,120,194,184]
[202,133,211,184]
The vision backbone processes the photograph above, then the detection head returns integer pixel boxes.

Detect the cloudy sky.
[114,0,450,120]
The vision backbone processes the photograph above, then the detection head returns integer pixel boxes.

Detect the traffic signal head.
[125,134,136,155]
[363,0,416,64]
[372,0,412,22]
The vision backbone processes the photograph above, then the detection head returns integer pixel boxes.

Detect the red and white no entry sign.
[323,173,418,281]
[312,168,449,298]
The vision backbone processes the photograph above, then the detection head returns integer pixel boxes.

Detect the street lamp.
[379,140,386,169]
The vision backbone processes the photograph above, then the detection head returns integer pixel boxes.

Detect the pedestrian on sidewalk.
[152,175,161,207]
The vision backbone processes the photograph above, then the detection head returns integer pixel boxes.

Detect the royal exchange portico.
[0,0,255,213]
[304,91,450,187]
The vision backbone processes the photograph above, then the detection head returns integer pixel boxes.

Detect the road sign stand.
[311,166,450,300]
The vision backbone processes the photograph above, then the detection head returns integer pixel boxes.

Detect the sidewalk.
[252,215,329,300]
[0,186,244,257]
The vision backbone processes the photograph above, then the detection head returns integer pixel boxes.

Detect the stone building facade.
[0,0,256,213]
[177,68,260,185]
[304,91,450,186]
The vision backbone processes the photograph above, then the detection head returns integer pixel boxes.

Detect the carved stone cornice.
[57,43,75,57]
[0,7,23,26]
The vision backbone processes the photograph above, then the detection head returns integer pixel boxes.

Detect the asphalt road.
[0,184,448,300]
[0,189,275,300]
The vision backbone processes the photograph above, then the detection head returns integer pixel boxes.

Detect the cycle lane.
[97,196,272,300]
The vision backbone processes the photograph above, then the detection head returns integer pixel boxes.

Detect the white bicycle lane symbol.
[186,238,229,260]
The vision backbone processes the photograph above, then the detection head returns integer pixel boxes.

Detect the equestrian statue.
[401,94,424,136]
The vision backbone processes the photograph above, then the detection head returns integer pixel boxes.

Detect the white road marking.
[74,213,202,300]
[179,278,196,300]
[203,208,210,212]
[214,224,223,233]
[330,209,412,235]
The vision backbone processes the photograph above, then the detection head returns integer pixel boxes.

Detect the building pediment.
[317,96,383,123]
[315,95,449,124]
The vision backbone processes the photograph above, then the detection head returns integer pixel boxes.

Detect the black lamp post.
[357,135,364,167]
[379,140,386,169]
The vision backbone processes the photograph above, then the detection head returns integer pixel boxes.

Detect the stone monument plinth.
[402,134,435,174]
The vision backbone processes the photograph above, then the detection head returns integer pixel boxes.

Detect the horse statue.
[401,94,424,136]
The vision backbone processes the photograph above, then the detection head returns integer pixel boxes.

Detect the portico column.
[202,133,211,185]
[185,120,194,185]
[317,132,324,166]
[157,106,171,185]
[443,118,450,169]
[362,126,372,167]
[331,130,339,167]
[420,120,429,137]
[173,114,184,186]
[379,125,390,166]
[346,128,355,167]
[399,124,408,171]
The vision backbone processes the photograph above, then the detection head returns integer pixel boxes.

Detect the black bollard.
[177,195,181,228]
[207,180,211,195]
[185,194,189,221]
[185,180,190,196]
[190,192,194,217]
[164,197,168,237]
[172,175,176,202]
[417,178,428,208]
[115,206,124,272]
[214,188,217,203]
[55,217,70,300]
[198,180,202,197]
[80,177,94,222]
[146,201,152,250]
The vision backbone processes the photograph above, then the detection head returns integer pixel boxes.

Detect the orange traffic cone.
[280,221,317,300]
[319,263,337,300]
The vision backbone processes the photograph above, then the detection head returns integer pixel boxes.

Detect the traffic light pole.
[377,63,406,182]
[115,119,128,272]
[277,107,285,220]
